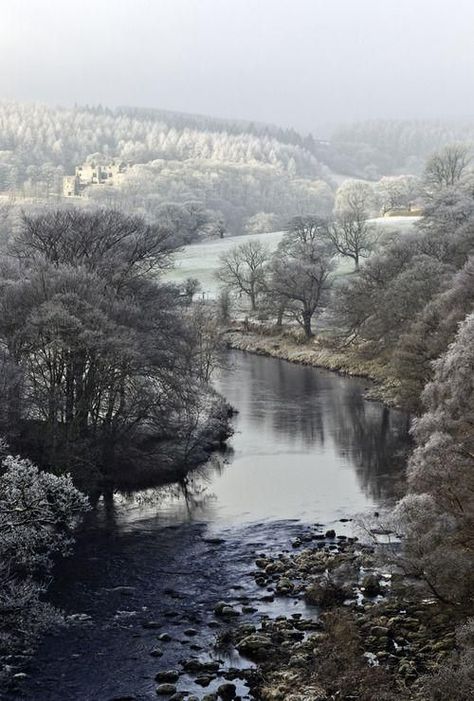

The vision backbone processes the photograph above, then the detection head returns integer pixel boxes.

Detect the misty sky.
[1,0,474,133]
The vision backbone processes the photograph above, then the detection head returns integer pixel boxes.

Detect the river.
[8,351,411,701]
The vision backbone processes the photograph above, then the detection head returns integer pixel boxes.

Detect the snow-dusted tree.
[244,211,280,235]
[375,174,421,215]
[326,212,378,271]
[335,179,376,218]
[392,313,474,607]
[393,256,474,411]
[424,144,471,192]
[216,240,270,311]
[269,233,334,338]
[0,452,88,676]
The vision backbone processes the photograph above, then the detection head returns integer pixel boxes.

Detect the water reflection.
[206,351,411,522]
[86,351,411,528]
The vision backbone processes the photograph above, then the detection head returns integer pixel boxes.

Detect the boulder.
[156,684,177,696]
[236,633,273,659]
[155,670,180,683]
[217,682,237,699]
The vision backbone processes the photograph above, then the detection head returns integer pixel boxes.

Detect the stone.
[158,633,172,642]
[183,660,220,674]
[217,682,237,699]
[325,529,336,539]
[214,601,240,617]
[242,605,258,614]
[184,628,198,636]
[195,675,214,686]
[236,633,273,659]
[276,577,294,594]
[143,620,161,629]
[155,670,180,683]
[149,646,163,657]
[362,574,383,597]
[156,684,177,696]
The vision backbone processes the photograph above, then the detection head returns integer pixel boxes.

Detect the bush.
[0,451,88,683]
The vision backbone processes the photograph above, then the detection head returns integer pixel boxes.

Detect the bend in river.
[9,351,411,701]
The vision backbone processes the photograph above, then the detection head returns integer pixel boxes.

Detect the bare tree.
[216,240,269,311]
[326,212,378,271]
[284,215,328,244]
[424,144,471,191]
[269,238,334,338]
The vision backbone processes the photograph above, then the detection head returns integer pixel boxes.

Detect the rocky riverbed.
[155,521,456,701]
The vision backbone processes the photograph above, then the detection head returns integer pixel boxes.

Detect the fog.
[1,0,474,131]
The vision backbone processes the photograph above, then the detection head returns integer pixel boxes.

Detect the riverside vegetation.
[0,207,232,686]
[211,145,474,699]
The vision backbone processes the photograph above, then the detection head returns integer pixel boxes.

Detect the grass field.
[165,216,420,297]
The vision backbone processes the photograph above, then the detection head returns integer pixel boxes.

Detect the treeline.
[0,100,323,189]
[88,159,335,235]
[328,118,474,178]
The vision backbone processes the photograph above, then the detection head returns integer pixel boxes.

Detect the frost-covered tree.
[216,240,270,311]
[0,452,88,678]
[375,174,421,214]
[424,144,471,192]
[392,313,474,607]
[269,232,334,338]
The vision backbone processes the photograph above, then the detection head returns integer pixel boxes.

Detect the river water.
[8,351,411,701]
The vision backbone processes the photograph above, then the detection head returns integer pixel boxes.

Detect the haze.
[1,0,474,131]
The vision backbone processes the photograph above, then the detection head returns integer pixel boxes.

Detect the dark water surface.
[8,352,410,701]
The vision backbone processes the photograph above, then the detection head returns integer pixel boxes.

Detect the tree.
[216,240,270,311]
[0,208,229,494]
[284,214,329,244]
[326,212,378,271]
[392,256,474,412]
[244,211,280,235]
[0,451,88,680]
[391,313,474,608]
[375,175,421,215]
[269,234,334,338]
[424,144,471,191]
[183,277,202,305]
[334,180,376,219]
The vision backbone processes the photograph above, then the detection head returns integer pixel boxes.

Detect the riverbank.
[224,323,400,407]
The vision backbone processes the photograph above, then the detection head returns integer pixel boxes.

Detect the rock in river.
[156,683,177,695]
[236,633,273,659]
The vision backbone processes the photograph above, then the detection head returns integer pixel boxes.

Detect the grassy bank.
[224,322,401,407]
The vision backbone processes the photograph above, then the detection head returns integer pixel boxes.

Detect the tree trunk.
[302,310,313,339]
[276,304,284,329]
[249,288,257,311]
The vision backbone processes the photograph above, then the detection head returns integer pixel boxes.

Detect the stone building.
[63,160,129,197]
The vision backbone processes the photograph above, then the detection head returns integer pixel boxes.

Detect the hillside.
[0,100,335,233]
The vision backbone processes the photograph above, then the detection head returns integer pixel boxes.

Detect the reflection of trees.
[218,352,411,503]
[325,382,411,501]
[243,357,326,447]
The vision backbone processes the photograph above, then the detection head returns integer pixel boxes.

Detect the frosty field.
[165,216,420,297]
